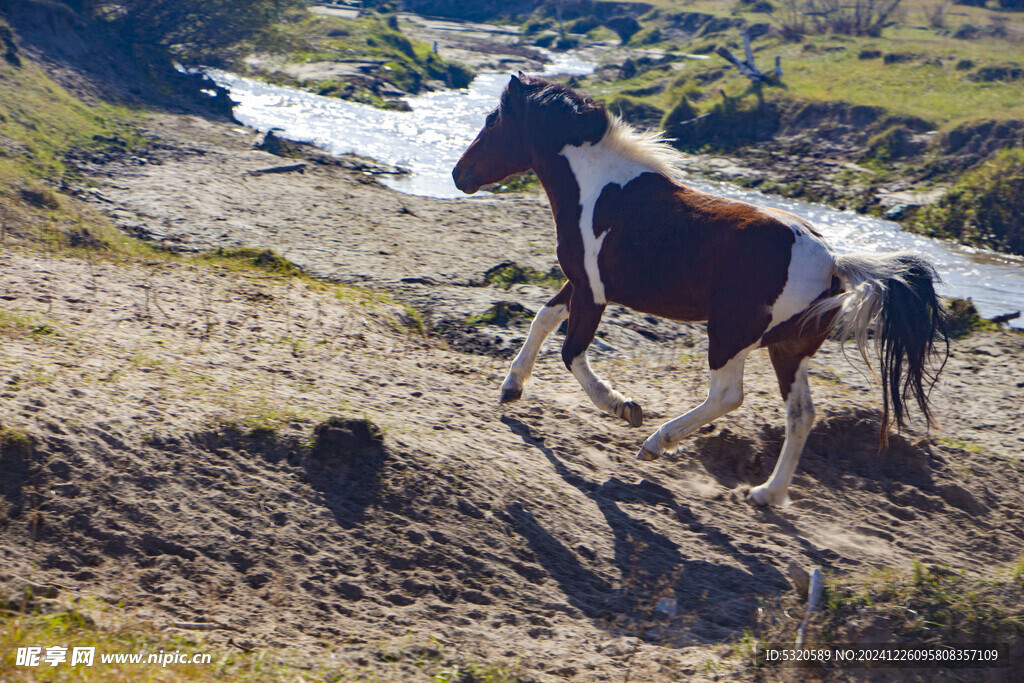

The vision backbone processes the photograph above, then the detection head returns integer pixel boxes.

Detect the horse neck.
[531,152,584,230]
[531,137,661,233]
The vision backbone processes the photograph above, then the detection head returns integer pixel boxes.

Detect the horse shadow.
[295,417,387,530]
[501,416,788,642]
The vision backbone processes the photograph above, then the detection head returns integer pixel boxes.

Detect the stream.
[208,56,1024,326]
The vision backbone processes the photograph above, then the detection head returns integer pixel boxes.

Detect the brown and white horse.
[453,75,946,506]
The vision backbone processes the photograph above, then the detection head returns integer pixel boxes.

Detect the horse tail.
[811,252,949,440]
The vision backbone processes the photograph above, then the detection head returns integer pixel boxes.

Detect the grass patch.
[911,148,1024,255]
[0,599,527,681]
[944,297,998,338]
[226,11,473,104]
[483,261,564,290]
[577,3,1024,130]
[483,170,540,194]
[936,437,985,453]
[466,301,532,328]
[197,248,304,277]
[745,559,1024,674]
[0,426,34,458]
[0,47,143,184]
[0,602,306,681]
[0,311,58,339]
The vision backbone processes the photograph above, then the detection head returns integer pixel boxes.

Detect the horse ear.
[508,74,523,98]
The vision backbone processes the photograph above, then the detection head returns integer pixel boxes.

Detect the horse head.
[452,74,532,195]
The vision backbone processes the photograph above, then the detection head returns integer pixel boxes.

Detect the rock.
[968,65,1024,83]
[254,129,305,157]
[883,52,920,65]
[787,561,811,600]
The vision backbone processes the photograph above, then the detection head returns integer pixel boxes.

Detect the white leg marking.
[561,137,652,305]
[748,358,815,506]
[569,354,628,416]
[500,304,568,403]
[637,347,751,460]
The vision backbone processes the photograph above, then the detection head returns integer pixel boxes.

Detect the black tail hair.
[879,255,948,439]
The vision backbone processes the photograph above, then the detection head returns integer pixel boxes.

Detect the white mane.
[599,115,684,179]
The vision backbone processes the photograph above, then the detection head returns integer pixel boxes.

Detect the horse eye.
[485,112,498,128]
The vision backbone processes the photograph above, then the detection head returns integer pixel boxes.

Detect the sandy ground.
[1,109,1023,680]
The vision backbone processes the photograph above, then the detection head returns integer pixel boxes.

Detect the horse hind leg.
[747,342,819,506]
[562,289,643,427]
[499,282,572,403]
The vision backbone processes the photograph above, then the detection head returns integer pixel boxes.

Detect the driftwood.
[991,310,1021,326]
[247,162,307,176]
[715,30,782,83]
[795,568,824,648]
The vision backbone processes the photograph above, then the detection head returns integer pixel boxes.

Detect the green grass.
[0,29,142,184]
[575,1,1024,130]
[0,603,311,682]
[483,261,564,290]
[227,12,472,103]
[0,311,59,339]
[744,558,1024,675]
[0,600,527,682]
[911,148,1024,254]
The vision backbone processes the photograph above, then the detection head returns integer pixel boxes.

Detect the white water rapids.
[207,55,1024,325]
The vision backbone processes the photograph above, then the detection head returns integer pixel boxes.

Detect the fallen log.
[991,310,1021,326]
[715,30,781,83]
[247,162,307,176]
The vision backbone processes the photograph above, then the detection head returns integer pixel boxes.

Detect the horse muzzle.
[452,165,480,195]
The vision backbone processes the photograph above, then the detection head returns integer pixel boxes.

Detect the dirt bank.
[2,109,1023,680]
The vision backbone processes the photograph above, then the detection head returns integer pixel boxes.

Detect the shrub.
[912,148,1024,255]
[608,96,664,130]
[661,97,699,137]
[606,15,641,43]
[944,298,996,338]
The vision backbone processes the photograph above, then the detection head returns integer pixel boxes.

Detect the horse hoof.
[635,444,660,461]
[499,387,522,404]
[622,400,643,428]
[746,485,787,507]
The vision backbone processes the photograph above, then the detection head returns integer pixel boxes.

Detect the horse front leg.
[561,289,643,427]
[499,282,573,403]
[636,347,750,461]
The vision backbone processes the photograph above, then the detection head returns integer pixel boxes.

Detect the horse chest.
[560,143,654,306]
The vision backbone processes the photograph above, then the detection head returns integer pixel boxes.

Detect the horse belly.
[598,233,712,322]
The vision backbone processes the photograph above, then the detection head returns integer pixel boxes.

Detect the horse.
[452,74,946,506]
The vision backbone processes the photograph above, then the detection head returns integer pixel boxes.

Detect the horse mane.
[601,115,682,179]
[517,76,682,178]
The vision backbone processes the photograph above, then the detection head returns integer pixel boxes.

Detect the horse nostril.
[453,167,475,193]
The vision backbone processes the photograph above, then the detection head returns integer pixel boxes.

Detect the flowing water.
[208,56,1024,325]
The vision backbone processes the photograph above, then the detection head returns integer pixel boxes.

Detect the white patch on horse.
[748,357,814,506]
[569,354,627,415]
[500,303,568,399]
[761,211,835,335]
[561,139,652,305]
